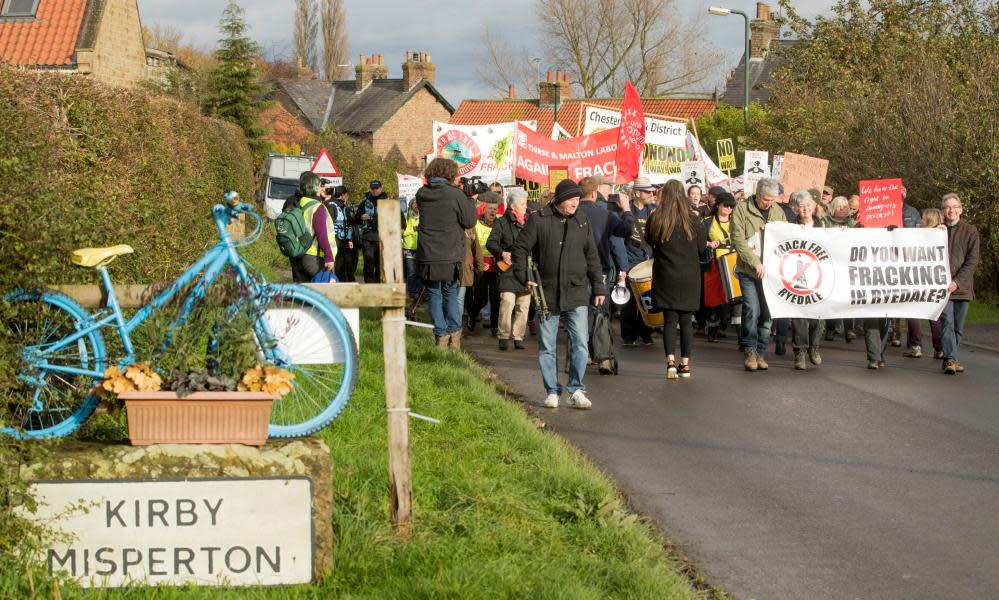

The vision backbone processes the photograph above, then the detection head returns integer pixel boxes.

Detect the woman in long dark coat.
[645,180,708,379]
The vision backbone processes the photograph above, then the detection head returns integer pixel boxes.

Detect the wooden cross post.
[378,198,412,536]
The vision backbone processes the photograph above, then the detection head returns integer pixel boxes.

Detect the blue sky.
[138,0,835,106]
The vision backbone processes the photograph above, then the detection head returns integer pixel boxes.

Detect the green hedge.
[0,65,255,288]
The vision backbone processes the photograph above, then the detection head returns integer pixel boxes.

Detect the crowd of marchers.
[280,161,979,410]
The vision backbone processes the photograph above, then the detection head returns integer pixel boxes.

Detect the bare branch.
[320,0,350,81]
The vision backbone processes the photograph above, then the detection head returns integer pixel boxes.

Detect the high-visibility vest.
[302,197,335,259]
[402,214,419,250]
[475,220,493,257]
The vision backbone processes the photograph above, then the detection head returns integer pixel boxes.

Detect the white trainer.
[566,389,592,409]
[543,393,559,408]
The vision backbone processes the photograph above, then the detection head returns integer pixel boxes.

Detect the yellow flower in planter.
[238,363,294,396]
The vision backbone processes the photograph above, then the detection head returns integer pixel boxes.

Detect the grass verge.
[2,309,707,599]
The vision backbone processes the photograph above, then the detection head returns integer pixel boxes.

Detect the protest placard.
[548,166,569,190]
[716,138,736,172]
[858,178,904,228]
[433,121,516,184]
[743,150,769,197]
[397,173,423,202]
[778,152,829,198]
[761,222,950,320]
[680,161,706,192]
[771,154,784,179]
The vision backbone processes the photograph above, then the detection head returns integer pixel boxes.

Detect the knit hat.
[553,179,582,204]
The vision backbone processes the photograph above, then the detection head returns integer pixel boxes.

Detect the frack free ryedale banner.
[761,222,951,320]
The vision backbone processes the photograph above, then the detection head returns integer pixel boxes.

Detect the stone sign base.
[22,438,333,584]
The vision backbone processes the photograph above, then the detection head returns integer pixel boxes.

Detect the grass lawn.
[967,297,999,324]
[5,309,711,599]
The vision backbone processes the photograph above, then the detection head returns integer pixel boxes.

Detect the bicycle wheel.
[241,283,358,438]
[2,290,107,439]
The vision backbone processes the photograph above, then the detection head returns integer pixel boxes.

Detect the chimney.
[539,69,573,108]
[402,50,436,91]
[750,2,779,59]
[356,52,389,92]
[508,84,515,99]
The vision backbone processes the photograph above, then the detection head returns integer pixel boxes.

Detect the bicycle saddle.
[71,244,134,268]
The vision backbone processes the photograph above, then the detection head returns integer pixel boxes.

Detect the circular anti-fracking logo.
[766,239,834,306]
[436,130,481,176]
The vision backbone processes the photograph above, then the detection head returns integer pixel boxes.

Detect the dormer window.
[1,0,39,17]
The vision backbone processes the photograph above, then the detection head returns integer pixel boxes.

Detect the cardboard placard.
[716,138,736,172]
[778,152,829,198]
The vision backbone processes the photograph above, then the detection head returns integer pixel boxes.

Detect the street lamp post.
[709,6,750,131]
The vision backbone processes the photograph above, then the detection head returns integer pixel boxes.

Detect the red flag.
[615,81,645,183]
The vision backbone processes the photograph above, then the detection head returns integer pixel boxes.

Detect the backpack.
[275,198,318,258]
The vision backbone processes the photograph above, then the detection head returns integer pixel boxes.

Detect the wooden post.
[378,198,412,535]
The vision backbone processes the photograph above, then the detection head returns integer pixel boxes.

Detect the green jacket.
[731,196,787,278]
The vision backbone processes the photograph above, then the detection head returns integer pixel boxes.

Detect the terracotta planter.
[120,391,275,446]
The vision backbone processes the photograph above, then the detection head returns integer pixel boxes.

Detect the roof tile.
[0,0,88,67]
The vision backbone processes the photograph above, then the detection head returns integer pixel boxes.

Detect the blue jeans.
[738,272,771,356]
[940,300,970,361]
[537,305,589,396]
[403,253,423,296]
[425,279,462,337]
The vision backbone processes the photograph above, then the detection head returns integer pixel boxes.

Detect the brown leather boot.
[436,333,451,348]
[450,328,462,350]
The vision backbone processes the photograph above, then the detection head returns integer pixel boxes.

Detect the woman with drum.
[703,191,738,342]
[645,180,709,380]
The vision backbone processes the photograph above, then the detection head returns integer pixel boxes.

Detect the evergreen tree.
[203,2,265,155]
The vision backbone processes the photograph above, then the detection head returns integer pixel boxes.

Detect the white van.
[256,154,316,220]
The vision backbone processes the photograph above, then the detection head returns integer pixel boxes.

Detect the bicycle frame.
[32,203,276,380]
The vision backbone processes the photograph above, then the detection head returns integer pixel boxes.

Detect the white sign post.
[31,478,313,587]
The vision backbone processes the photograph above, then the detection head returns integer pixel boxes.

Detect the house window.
[1,0,40,17]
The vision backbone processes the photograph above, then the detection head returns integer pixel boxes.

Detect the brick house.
[269,51,454,172]
[720,2,800,107]
[450,70,717,138]
[0,0,174,87]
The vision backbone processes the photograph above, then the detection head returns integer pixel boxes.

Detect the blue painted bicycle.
[3,192,357,439]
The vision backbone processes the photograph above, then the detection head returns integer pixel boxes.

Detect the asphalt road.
[463,323,999,600]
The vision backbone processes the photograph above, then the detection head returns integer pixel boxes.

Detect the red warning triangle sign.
[310,148,341,177]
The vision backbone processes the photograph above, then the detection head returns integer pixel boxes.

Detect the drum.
[718,252,742,301]
[627,259,664,328]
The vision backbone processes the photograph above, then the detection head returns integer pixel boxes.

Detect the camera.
[459,175,488,198]
[607,193,620,203]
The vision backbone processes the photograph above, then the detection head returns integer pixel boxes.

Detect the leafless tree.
[478,0,724,98]
[293,0,319,71]
[320,0,350,81]
[475,30,544,99]
[142,22,184,53]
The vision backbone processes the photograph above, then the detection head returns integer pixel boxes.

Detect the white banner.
[761,222,951,319]
[581,106,689,184]
[397,173,423,201]
[580,106,687,147]
[433,121,516,184]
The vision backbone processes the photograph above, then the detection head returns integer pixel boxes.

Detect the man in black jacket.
[513,179,606,410]
[357,180,388,283]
